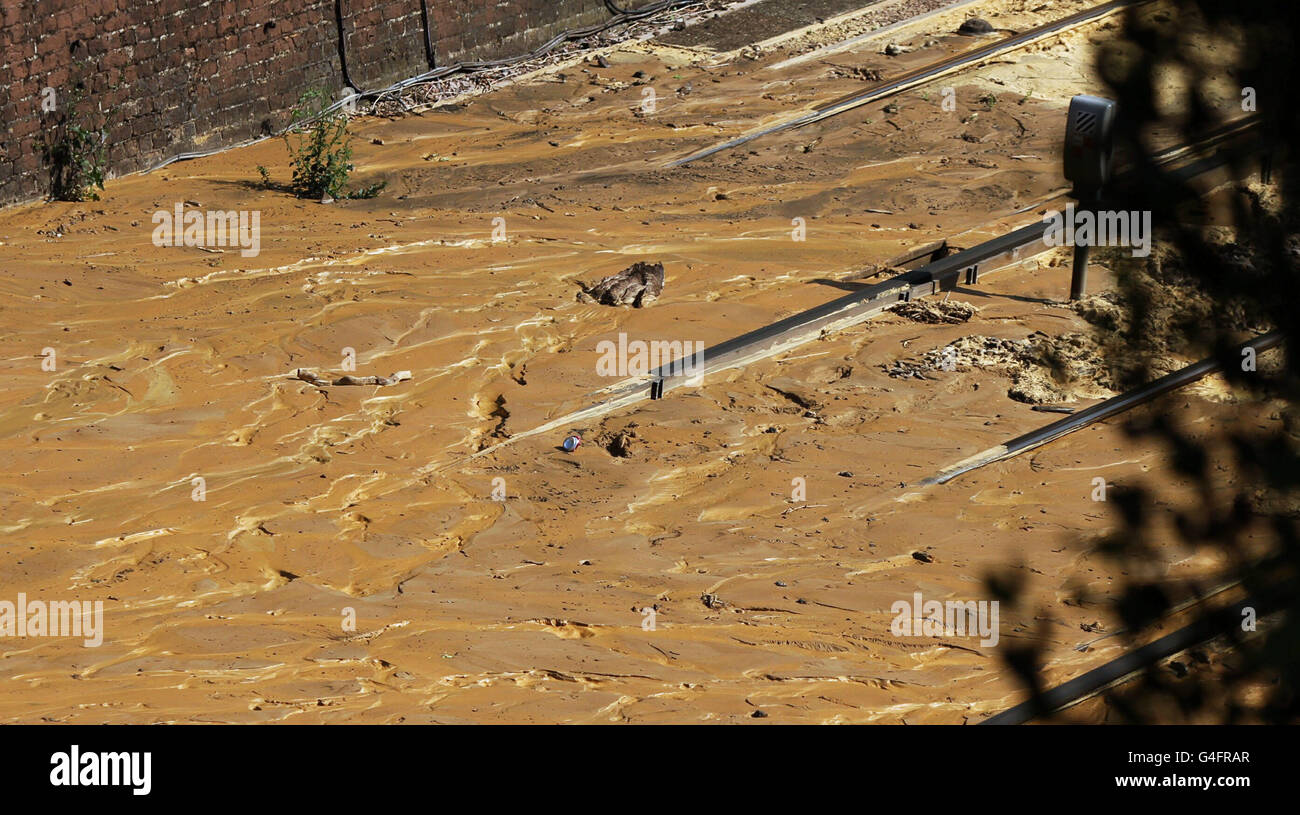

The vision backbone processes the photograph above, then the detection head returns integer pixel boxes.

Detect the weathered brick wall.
[0,0,616,206]
[434,1,609,63]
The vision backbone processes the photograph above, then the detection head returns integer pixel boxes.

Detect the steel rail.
[921,330,1286,486]
[659,118,1259,397]
[764,0,986,73]
[981,586,1288,725]
[457,119,1263,465]
[666,0,1144,168]
[460,224,1047,459]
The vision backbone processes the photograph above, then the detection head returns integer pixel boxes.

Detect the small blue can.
[562,434,582,452]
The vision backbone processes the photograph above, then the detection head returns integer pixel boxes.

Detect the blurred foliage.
[989,0,1299,723]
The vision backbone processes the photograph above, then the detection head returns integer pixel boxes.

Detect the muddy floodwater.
[0,0,1267,722]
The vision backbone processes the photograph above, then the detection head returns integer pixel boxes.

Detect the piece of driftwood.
[1031,405,1076,414]
[294,369,412,386]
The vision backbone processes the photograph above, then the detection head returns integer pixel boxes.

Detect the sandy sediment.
[0,0,1273,723]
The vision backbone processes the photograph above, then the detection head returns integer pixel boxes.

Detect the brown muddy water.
[0,0,1274,722]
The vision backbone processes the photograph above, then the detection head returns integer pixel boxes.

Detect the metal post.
[1062,95,1116,302]
[1068,198,1096,301]
[1069,227,1091,300]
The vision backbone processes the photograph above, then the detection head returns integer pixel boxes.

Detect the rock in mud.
[830,65,883,82]
[578,261,665,307]
[597,427,639,457]
[957,18,994,35]
[884,360,930,380]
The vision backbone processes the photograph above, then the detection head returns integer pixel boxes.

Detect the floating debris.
[903,333,1119,404]
[1031,405,1077,414]
[577,260,665,307]
[890,299,977,324]
[294,369,411,386]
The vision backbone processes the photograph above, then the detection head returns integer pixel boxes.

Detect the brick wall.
[0,0,617,206]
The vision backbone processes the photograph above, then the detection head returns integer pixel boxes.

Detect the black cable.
[383,1,701,85]
[419,0,437,70]
[334,0,365,94]
[606,1,694,18]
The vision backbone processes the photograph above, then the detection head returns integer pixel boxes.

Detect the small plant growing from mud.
[278,89,386,200]
[37,83,109,202]
[979,92,998,110]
